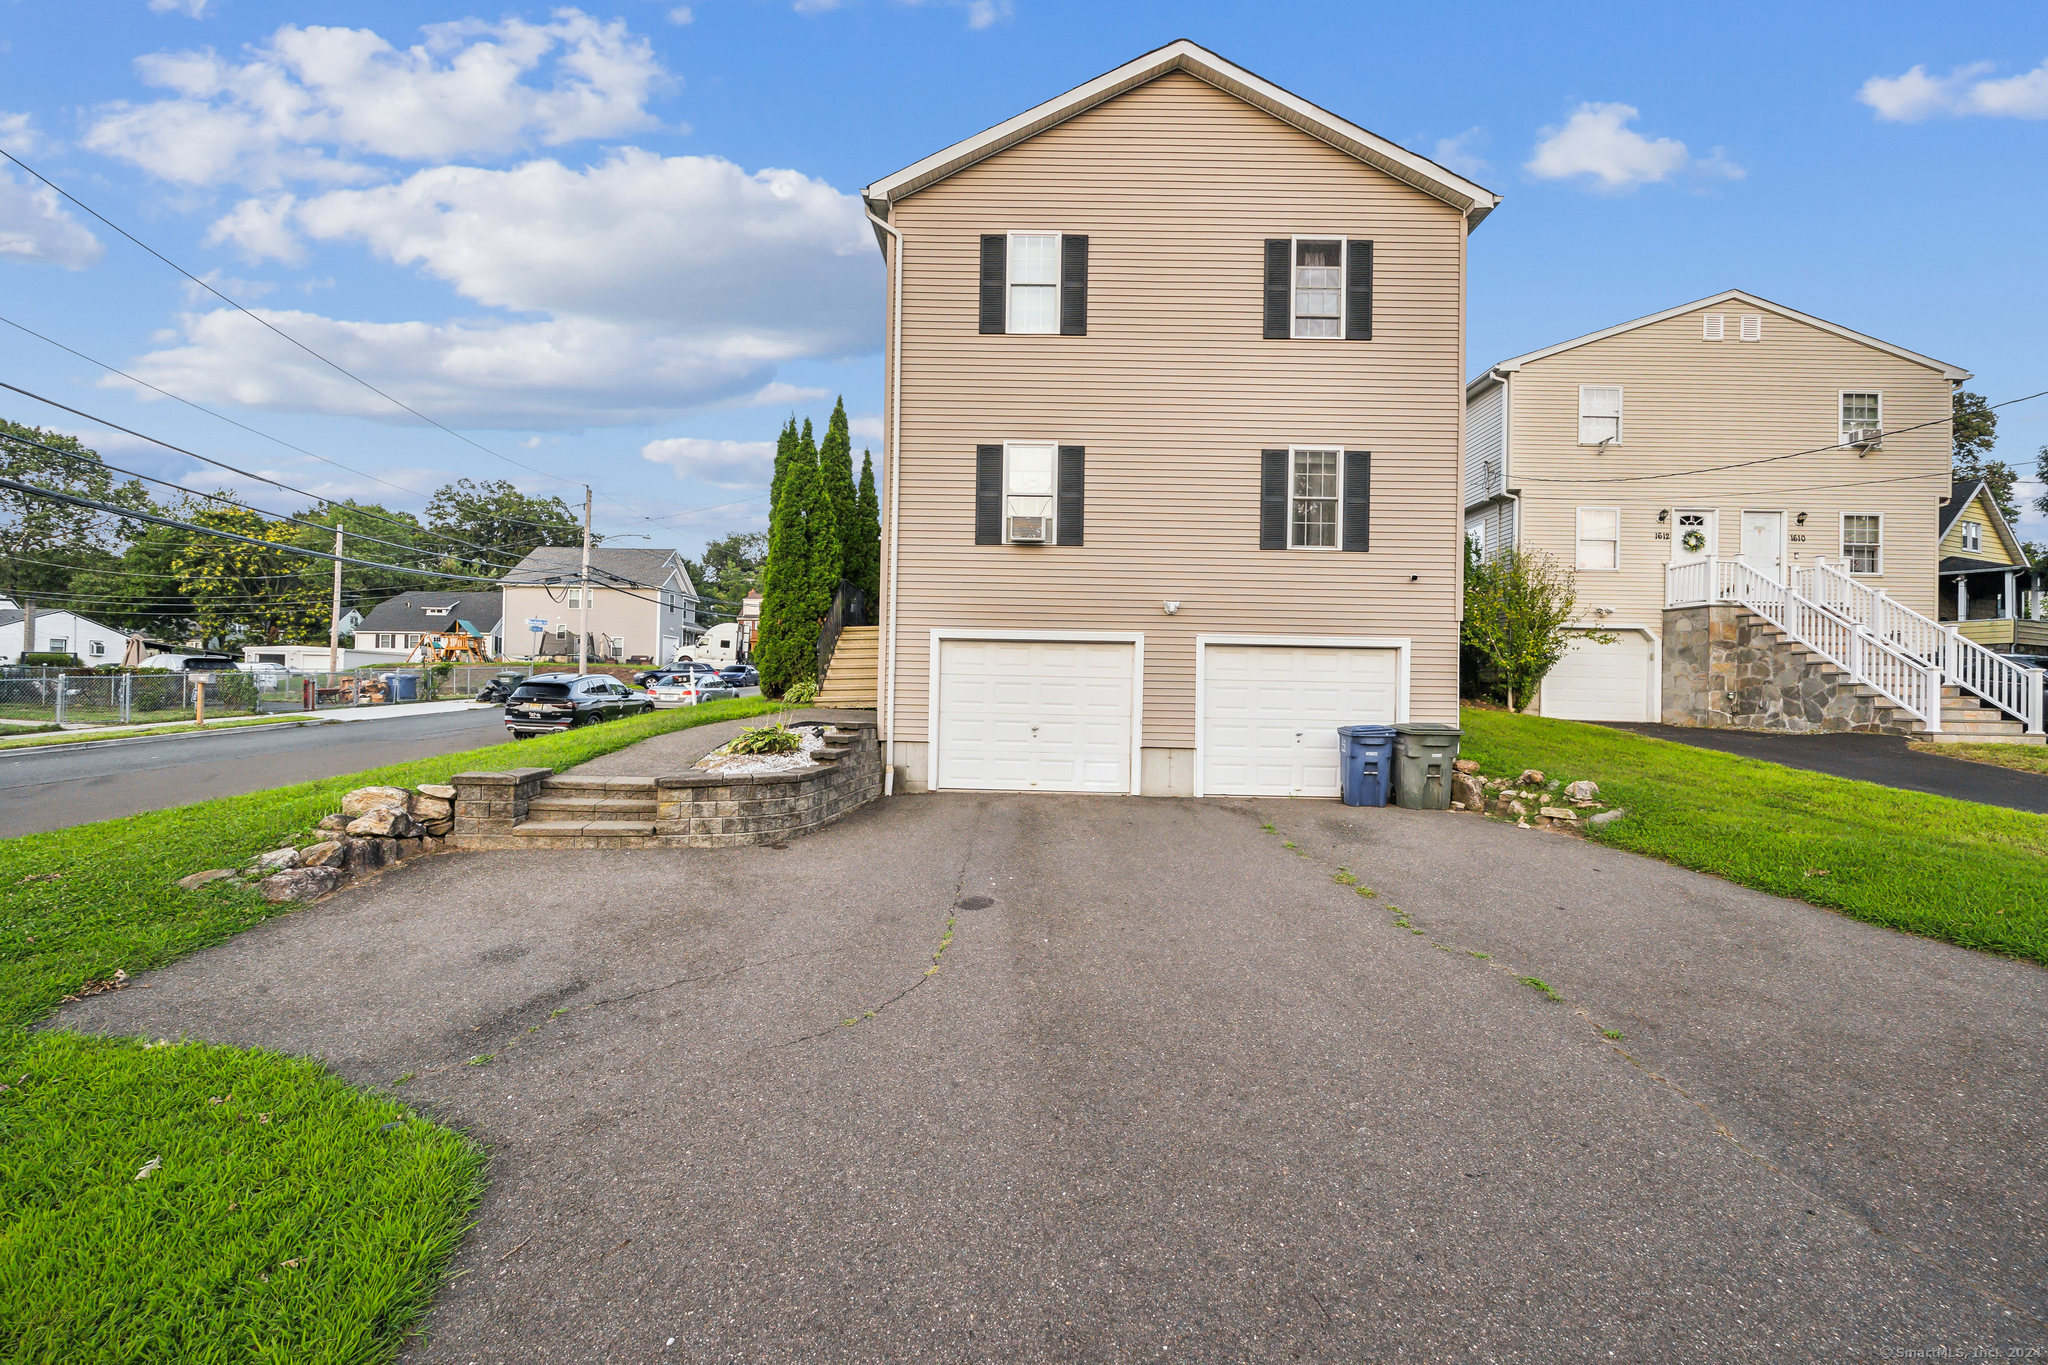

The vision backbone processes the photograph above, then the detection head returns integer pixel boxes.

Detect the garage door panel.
[1202,643,1399,798]
[1542,634,1653,722]
[936,639,1135,793]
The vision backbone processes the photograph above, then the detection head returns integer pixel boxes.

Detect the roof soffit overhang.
[864,40,1501,237]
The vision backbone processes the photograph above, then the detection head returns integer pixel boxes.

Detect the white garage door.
[935,638,1135,793]
[1539,632,1654,722]
[1201,643,1400,797]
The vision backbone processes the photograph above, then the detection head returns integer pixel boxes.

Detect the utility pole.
[578,484,591,677]
[328,523,344,673]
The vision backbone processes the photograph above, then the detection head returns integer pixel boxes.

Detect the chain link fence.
[0,662,546,727]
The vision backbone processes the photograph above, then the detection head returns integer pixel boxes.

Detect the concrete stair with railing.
[815,626,879,709]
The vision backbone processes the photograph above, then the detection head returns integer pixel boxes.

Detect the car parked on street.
[717,663,759,688]
[504,673,654,736]
[647,672,740,707]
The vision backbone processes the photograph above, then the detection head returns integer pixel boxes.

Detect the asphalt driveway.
[57,794,2048,1360]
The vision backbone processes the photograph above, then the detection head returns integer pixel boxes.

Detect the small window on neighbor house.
[1004,443,1056,542]
[1841,392,1881,440]
[90,640,106,656]
[1962,521,1983,553]
[1293,240,1343,338]
[424,606,449,617]
[376,633,394,650]
[1843,514,1882,575]
[1703,313,1725,341]
[49,637,68,652]
[1468,522,1487,560]
[1007,233,1060,334]
[1289,449,1341,548]
[1576,507,1620,571]
[564,587,583,608]
[1739,314,1763,341]
[1579,386,1623,446]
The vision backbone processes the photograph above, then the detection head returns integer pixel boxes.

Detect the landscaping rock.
[416,783,457,800]
[345,837,398,873]
[346,808,416,838]
[1566,780,1600,802]
[341,785,412,818]
[317,813,350,832]
[421,817,454,838]
[176,869,236,891]
[1452,758,1481,774]
[409,793,454,821]
[252,847,301,873]
[1516,769,1545,787]
[299,840,346,869]
[394,836,429,860]
[1451,772,1487,812]
[1540,806,1576,822]
[260,866,343,902]
[1589,809,1627,827]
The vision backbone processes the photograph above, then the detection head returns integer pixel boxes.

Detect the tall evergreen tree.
[817,397,858,586]
[854,449,881,611]
[757,418,806,695]
[798,418,841,660]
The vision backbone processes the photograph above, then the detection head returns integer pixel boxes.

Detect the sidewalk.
[314,699,498,724]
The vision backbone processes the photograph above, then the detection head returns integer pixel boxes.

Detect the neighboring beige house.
[500,547,700,664]
[1939,477,2044,656]
[861,40,1500,797]
[1464,289,1969,723]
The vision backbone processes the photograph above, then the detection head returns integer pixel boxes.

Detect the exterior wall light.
[1162,601,1180,615]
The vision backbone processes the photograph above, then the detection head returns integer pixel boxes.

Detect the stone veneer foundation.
[450,719,883,850]
[1660,605,1916,735]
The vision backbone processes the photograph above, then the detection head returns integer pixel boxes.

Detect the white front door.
[1740,510,1784,581]
[935,638,1136,793]
[1671,508,1718,564]
[1200,643,1400,797]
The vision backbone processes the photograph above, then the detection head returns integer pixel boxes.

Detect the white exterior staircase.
[1666,556,2044,745]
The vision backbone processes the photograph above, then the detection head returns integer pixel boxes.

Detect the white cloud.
[743,381,832,407]
[204,194,304,264]
[1860,58,2048,121]
[641,437,777,489]
[667,5,694,21]
[1432,127,1488,177]
[0,111,53,157]
[794,0,1011,27]
[0,170,105,268]
[84,10,670,187]
[1525,102,1739,191]
[147,0,214,16]
[849,413,883,441]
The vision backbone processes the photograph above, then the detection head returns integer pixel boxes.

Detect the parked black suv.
[504,673,654,736]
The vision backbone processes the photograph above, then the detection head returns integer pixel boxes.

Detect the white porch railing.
[1665,555,1944,730]
[1798,558,2044,735]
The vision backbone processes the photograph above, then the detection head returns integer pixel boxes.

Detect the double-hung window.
[1961,521,1983,554]
[1841,391,1881,443]
[1289,449,1340,548]
[376,633,394,650]
[1576,507,1620,570]
[49,636,68,653]
[1842,514,1882,575]
[1006,233,1060,334]
[564,587,583,609]
[1004,443,1056,543]
[1578,386,1622,446]
[1293,240,1343,338]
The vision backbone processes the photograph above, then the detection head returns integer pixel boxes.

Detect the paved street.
[58,791,2047,1361]
[0,708,508,837]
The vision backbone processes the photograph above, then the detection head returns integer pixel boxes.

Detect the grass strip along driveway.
[0,714,317,753]
[0,696,781,1363]
[1460,708,2048,966]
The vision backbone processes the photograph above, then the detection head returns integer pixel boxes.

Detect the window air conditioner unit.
[1845,427,1883,451]
[1007,514,1050,543]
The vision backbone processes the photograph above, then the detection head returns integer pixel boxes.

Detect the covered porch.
[1941,558,2047,655]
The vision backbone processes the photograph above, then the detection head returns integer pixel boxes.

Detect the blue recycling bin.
[388,671,421,702]
[1337,724,1398,807]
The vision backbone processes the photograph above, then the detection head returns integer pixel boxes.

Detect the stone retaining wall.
[1662,604,1913,735]
[451,720,883,850]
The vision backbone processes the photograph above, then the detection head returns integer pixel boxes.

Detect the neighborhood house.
[860,40,1499,798]
[500,547,702,664]
[355,592,504,659]
[0,604,128,665]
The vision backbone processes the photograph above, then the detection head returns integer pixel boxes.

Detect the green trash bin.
[1392,722,1462,810]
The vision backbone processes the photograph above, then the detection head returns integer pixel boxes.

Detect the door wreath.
[1680,528,1707,554]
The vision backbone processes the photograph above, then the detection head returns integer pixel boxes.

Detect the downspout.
[866,205,904,796]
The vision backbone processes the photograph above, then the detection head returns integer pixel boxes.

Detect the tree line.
[753,397,881,696]
[0,418,584,651]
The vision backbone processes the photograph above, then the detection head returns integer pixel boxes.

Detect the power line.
[1518,387,2048,485]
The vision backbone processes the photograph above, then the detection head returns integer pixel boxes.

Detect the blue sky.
[2,0,2044,552]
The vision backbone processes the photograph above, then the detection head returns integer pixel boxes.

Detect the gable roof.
[864,39,1501,229]
[358,591,502,635]
[1938,477,2027,565]
[501,546,697,597]
[1470,289,1971,389]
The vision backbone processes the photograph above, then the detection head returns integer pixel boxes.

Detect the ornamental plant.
[1461,547,1611,712]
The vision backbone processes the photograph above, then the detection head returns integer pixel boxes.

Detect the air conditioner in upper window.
[1007,514,1050,543]
[1845,427,1883,451]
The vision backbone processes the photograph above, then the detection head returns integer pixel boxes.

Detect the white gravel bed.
[693,724,829,776]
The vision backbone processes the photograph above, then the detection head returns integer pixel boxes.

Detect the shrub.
[728,722,804,755]
[20,653,80,668]
[784,679,819,704]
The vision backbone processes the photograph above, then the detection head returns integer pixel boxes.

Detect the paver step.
[539,777,657,795]
[525,796,658,817]
[510,819,657,836]
[1920,731,2047,746]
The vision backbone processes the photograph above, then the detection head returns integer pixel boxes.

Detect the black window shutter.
[1345,240,1373,341]
[1263,240,1291,339]
[1342,450,1371,552]
[1056,446,1084,545]
[979,235,1006,334]
[1059,235,1088,336]
[975,445,1003,544]
[1260,449,1288,549]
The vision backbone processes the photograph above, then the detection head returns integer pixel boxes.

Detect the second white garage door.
[1200,643,1400,797]
[934,638,1136,793]
[1538,632,1655,722]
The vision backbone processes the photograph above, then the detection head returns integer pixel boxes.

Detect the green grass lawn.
[1909,739,2048,777]
[1459,707,2048,965]
[0,694,780,1363]
[0,715,319,752]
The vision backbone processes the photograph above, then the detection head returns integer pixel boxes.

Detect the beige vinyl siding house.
[1466,289,1967,722]
[500,547,701,663]
[865,41,1498,796]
